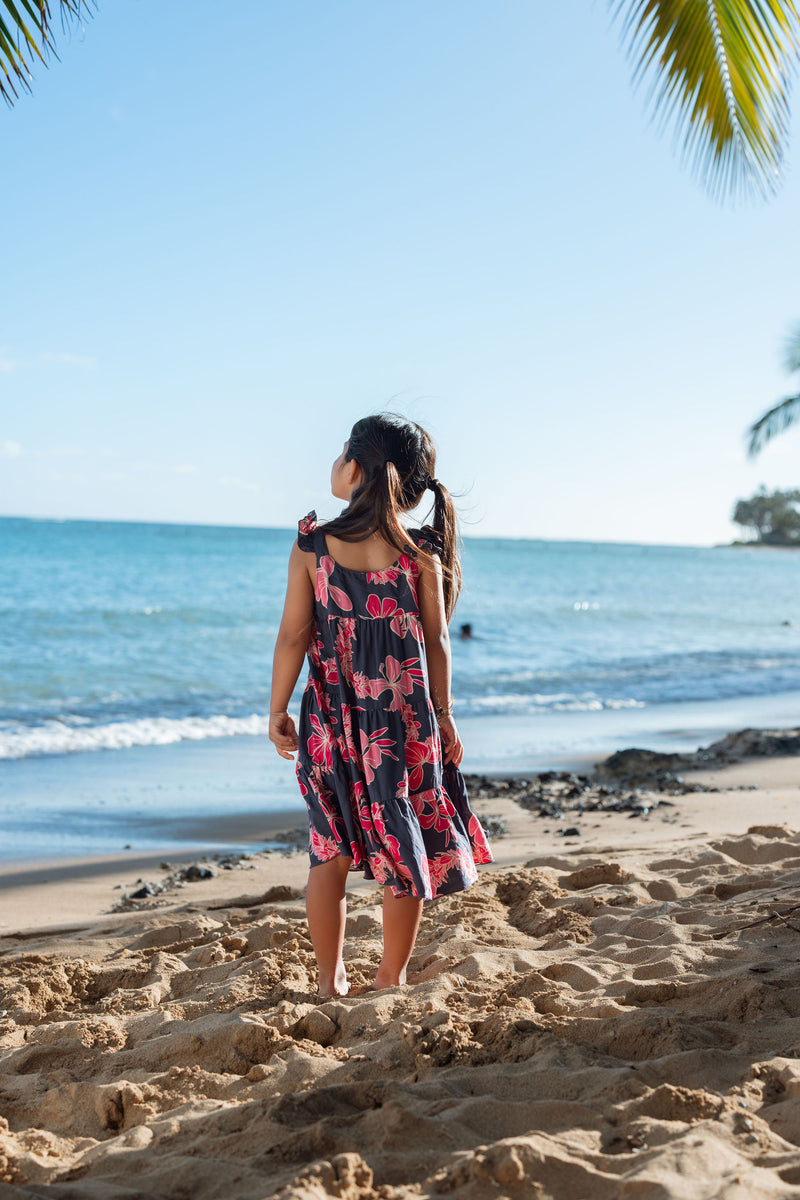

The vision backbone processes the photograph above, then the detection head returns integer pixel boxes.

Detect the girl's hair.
[322,413,462,620]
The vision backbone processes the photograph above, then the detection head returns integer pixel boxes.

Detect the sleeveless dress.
[295,511,492,899]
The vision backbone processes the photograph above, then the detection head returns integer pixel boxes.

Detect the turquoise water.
[2,516,799,858]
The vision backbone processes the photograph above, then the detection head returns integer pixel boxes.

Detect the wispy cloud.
[0,349,16,373]
[173,464,197,475]
[41,352,97,369]
[218,476,261,495]
[0,440,22,458]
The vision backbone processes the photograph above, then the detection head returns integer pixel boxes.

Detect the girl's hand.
[269,711,299,760]
[437,716,463,767]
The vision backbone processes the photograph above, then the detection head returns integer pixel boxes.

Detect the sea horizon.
[0,510,766,551]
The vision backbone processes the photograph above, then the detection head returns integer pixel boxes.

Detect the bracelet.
[270,709,289,716]
[434,699,455,722]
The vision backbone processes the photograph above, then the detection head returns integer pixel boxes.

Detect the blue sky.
[3,1,800,544]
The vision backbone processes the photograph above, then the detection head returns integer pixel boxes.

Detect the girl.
[269,414,492,996]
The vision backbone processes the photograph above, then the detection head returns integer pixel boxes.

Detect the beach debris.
[465,771,681,828]
[129,882,158,900]
[109,859,239,912]
[478,813,509,840]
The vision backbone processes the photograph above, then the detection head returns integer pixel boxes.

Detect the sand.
[2,745,800,1198]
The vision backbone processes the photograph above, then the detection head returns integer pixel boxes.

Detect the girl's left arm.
[269,542,315,760]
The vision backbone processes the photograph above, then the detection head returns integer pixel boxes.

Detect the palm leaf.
[748,393,800,454]
[0,0,90,104]
[613,0,800,201]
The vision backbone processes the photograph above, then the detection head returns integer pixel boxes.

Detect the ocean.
[2,516,799,860]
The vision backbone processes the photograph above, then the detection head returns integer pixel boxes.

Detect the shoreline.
[4,690,800,868]
[2,721,798,938]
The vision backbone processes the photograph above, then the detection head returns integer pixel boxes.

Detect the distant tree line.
[733,488,800,545]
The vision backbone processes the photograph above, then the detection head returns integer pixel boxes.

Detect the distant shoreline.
[723,540,800,550]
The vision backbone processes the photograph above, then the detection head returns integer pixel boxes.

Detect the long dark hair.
[322,414,462,620]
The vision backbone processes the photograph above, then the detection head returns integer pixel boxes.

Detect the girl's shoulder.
[297,511,318,554]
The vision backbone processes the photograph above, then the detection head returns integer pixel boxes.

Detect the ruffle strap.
[409,524,444,557]
[297,510,318,553]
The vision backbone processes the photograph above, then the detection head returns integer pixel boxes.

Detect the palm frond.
[0,0,90,105]
[748,392,800,455]
[613,0,800,202]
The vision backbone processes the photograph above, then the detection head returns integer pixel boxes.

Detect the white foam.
[462,694,645,715]
[0,713,272,760]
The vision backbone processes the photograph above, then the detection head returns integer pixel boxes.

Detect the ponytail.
[321,414,463,622]
[426,476,462,621]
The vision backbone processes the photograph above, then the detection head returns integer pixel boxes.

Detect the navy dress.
[295,512,492,899]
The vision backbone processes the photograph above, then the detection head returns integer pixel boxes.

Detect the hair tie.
[426,475,439,491]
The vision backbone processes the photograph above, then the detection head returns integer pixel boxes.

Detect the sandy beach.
[2,733,800,1198]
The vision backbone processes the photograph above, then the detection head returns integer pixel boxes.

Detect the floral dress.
[295,511,492,899]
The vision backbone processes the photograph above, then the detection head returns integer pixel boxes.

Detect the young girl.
[269,414,492,996]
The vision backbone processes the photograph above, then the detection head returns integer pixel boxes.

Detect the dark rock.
[561,826,582,837]
[595,748,688,782]
[703,727,800,762]
[185,864,216,881]
[130,883,157,899]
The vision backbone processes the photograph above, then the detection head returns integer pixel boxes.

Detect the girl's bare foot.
[318,967,350,998]
[371,967,407,991]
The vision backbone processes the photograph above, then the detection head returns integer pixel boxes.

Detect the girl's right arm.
[417,553,464,767]
[269,542,315,760]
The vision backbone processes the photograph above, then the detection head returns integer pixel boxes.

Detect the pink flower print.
[366,566,401,586]
[359,726,398,785]
[368,848,392,885]
[389,610,410,638]
[349,778,366,815]
[307,713,335,770]
[311,777,344,838]
[405,735,439,791]
[427,847,473,893]
[310,677,333,720]
[367,800,394,846]
[382,831,406,870]
[334,619,356,685]
[399,703,422,743]
[315,556,353,611]
[373,655,426,710]
[353,671,378,699]
[298,512,317,536]
[309,825,340,862]
[405,563,419,605]
[410,788,451,833]
[366,594,399,620]
[321,657,339,686]
[337,704,360,764]
[390,610,423,640]
[469,814,493,862]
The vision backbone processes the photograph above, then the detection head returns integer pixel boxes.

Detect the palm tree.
[748,328,800,454]
[1,1,89,104]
